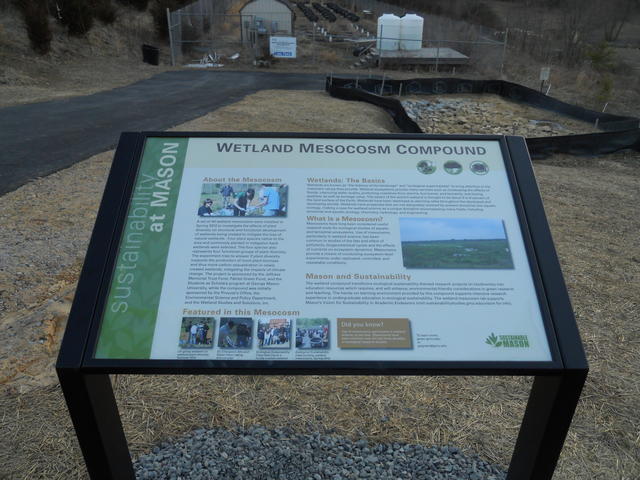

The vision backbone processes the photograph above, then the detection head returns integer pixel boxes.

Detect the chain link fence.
[165,0,506,75]
[167,0,237,65]
[167,0,301,65]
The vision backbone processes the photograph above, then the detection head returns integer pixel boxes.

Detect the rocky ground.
[402,95,600,137]
[134,426,506,480]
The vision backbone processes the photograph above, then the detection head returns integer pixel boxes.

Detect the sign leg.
[507,372,587,480]
[58,370,135,480]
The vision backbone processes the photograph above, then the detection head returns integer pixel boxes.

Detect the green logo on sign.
[485,332,502,347]
[485,333,530,348]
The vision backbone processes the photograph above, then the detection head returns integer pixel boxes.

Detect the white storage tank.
[400,13,424,50]
[376,13,401,51]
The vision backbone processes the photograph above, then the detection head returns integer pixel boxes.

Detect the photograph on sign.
[218,317,253,349]
[399,218,514,269]
[258,318,292,349]
[93,137,553,363]
[178,317,214,349]
[197,182,287,217]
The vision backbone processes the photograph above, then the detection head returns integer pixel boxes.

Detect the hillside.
[2,0,640,115]
[0,2,172,107]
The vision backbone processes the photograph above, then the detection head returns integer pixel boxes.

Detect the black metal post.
[58,370,135,480]
[507,371,587,480]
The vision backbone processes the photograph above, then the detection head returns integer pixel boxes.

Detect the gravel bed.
[135,426,506,480]
[401,95,598,137]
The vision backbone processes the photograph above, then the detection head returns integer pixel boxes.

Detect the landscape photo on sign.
[399,218,514,269]
[197,183,288,217]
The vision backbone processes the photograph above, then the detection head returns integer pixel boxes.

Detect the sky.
[399,218,507,242]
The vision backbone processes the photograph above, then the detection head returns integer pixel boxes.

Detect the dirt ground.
[0,88,638,480]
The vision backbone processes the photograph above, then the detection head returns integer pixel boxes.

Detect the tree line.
[379,0,639,66]
[13,0,193,54]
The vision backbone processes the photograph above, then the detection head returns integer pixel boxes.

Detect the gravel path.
[134,426,506,480]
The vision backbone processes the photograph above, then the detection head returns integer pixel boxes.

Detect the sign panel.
[269,36,296,58]
[539,67,551,81]
[94,136,553,362]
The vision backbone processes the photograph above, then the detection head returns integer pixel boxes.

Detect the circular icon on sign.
[470,161,489,175]
[443,160,463,175]
[416,160,437,175]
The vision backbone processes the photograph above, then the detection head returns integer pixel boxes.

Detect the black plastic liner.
[325,77,640,158]
[331,85,423,134]
[527,129,640,157]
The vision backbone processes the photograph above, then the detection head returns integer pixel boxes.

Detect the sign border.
[59,131,586,375]
[56,132,588,480]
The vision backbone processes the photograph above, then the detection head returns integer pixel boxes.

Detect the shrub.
[319,49,339,64]
[116,0,149,11]
[14,0,52,54]
[151,0,191,40]
[459,2,502,30]
[57,0,94,35]
[180,23,197,54]
[151,0,171,40]
[94,0,117,24]
[595,74,613,104]
[586,41,616,73]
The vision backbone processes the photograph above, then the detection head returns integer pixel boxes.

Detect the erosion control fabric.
[325,77,640,158]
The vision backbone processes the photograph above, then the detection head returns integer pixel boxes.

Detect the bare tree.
[599,0,640,42]
[557,0,598,65]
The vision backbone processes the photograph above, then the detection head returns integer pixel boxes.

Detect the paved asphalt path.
[0,70,325,195]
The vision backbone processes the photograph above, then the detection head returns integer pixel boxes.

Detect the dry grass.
[318,50,340,65]
[112,375,531,464]
[170,90,398,134]
[531,154,640,480]
[0,91,639,480]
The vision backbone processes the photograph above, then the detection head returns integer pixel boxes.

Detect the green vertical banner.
[95,137,188,358]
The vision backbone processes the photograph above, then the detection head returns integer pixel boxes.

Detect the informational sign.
[93,136,553,362]
[269,36,296,58]
[539,67,551,82]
